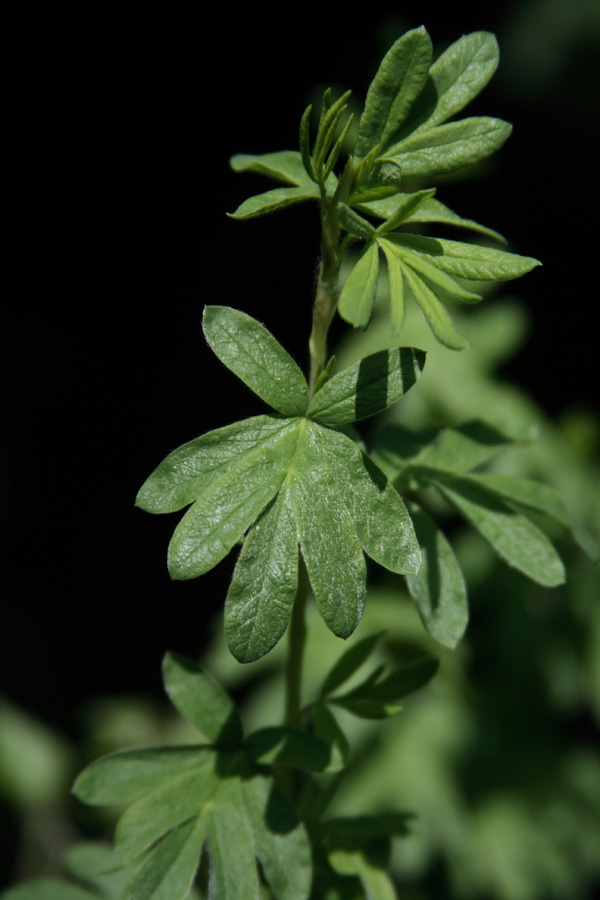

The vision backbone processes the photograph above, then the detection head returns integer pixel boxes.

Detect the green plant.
[4,24,595,900]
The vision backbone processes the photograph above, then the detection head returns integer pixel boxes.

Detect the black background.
[3,0,600,885]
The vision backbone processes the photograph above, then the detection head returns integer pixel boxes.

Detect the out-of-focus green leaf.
[338,241,380,329]
[0,883,97,900]
[332,658,439,719]
[307,347,426,425]
[228,186,320,219]
[162,653,242,748]
[203,306,309,416]
[328,851,397,900]
[320,632,384,697]
[312,703,350,771]
[245,726,331,770]
[225,485,299,663]
[405,503,468,649]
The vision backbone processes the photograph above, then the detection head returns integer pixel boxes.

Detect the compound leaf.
[225,484,299,663]
[203,306,309,416]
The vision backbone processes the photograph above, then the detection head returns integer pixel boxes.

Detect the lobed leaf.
[405,503,468,649]
[162,653,242,747]
[203,306,309,416]
[337,240,380,329]
[225,484,299,663]
[307,346,426,425]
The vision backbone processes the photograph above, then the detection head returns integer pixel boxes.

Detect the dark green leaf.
[245,726,331,771]
[321,632,383,697]
[207,778,258,900]
[338,241,380,329]
[228,186,320,219]
[122,815,206,900]
[202,306,309,416]
[225,484,299,663]
[299,107,316,182]
[162,653,242,747]
[312,703,349,771]
[323,813,412,848]
[307,347,426,426]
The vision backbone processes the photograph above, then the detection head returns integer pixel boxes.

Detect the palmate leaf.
[73,654,313,900]
[137,306,425,661]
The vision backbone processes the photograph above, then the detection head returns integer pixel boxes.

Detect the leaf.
[413,420,516,474]
[387,233,540,281]
[241,774,312,900]
[328,851,397,900]
[332,658,438,719]
[337,203,376,239]
[162,653,242,747]
[244,726,331,771]
[225,484,299,663]
[73,747,212,806]
[167,427,298,580]
[65,842,134,897]
[321,632,384,697]
[291,429,366,638]
[401,263,470,350]
[307,346,426,425]
[380,238,483,303]
[405,503,468,649]
[203,306,309,416]
[122,816,206,900]
[207,778,259,900]
[136,415,296,515]
[337,241,380,329]
[0,882,98,900]
[228,185,320,219]
[383,116,511,176]
[323,814,412,847]
[405,196,505,242]
[373,189,436,233]
[315,426,420,574]
[355,26,432,159]
[435,474,566,587]
[230,151,314,187]
[380,240,405,335]
[311,703,350,771]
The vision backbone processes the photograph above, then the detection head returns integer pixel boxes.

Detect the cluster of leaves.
[230,27,540,349]
[136,305,425,662]
[5,646,435,900]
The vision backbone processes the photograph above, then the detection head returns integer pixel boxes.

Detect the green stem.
[285,559,310,728]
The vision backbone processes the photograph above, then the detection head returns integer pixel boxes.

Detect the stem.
[285,559,310,728]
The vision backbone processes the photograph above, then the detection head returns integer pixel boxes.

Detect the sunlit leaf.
[338,241,380,329]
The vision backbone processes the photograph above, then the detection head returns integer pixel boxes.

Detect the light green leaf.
[328,851,397,900]
[405,503,468,649]
[207,778,259,900]
[65,842,134,897]
[135,415,296,515]
[384,116,511,176]
[373,189,435,234]
[380,239,405,335]
[401,263,470,350]
[123,815,206,900]
[338,241,380,329]
[355,26,432,159]
[411,420,515,474]
[162,653,242,747]
[0,882,97,900]
[244,726,331,771]
[242,774,312,900]
[321,632,384,697]
[307,346,426,426]
[466,473,598,560]
[230,151,314,186]
[228,185,320,219]
[404,31,499,133]
[436,475,566,586]
[388,233,540,281]
[337,203,376,239]
[225,484,299,663]
[73,747,210,806]
[315,426,420,574]
[203,306,309,416]
[312,703,349,771]
[167,428,298,580]
[404,196,506,243]
[291,431,366,638]
[380,238,483,303]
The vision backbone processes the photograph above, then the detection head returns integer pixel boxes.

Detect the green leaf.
[466,472,599,561]
[321,632,383,697]
[405,503,468,649]
[435,474,566,587]
[338,241,380,329]
[136,415,296,515]
[225,484,299,663]
[401,263,470,350]
[299,107,316,182]
[73,747,211,806]
[0,882,98,900]
[230,151,314,186]
[403,31,499,133]
[228,185,320,219]
[387,233,541,281]
[315,426,420,574]
[337,203,376,239]
[333,657,438,718]
[323,814,412,847]
[311,703,349,771]
[245,726,331,771]
[380,238,483,303]
[202,306,309,416]
[405,196,505,241]
[291,430,366,638]
[373,189,435,233]
[383,116,511,176]
[122,816,206,900]
[307,346,426,425]
[411,420,515,474]
[167,427,298,580]
[241,774,312,900]
[65,842,134,897]
[355,26,432,159]
[380,240,405,336]
[207,778,259,900]
[328,851,397,900]
[162,653,242,748]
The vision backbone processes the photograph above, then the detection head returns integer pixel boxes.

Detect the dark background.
[3,0,600,886]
